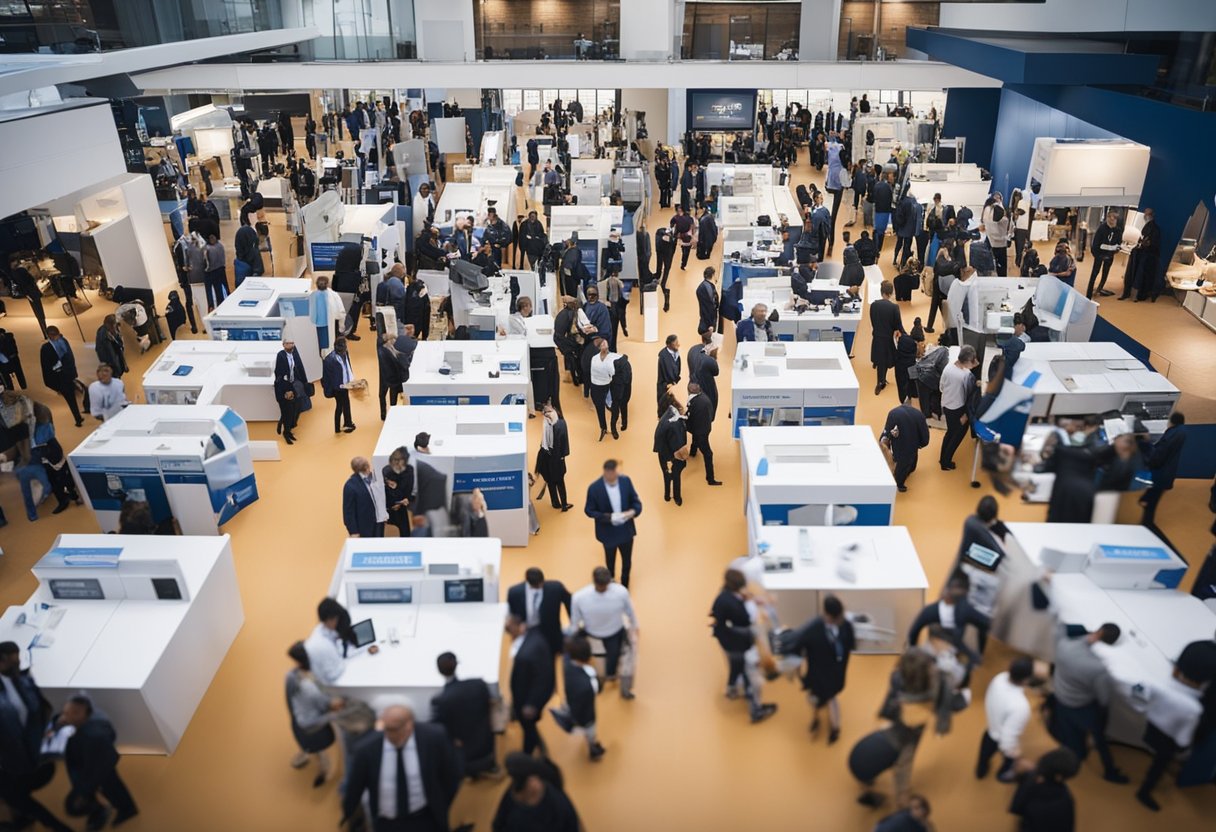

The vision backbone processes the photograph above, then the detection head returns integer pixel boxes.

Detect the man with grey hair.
[342,456,388,538]
[341,698,461,831]
[735,303,772,343]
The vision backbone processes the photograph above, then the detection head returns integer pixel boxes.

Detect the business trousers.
[893,235,915,267]
[596,628,627,679]
[56,387,83,424]
[279,396,300,436]
[926,278,947,331]
[1139,485,1169,529]
[1013,228,1030,267]
[659,456,685,503]
[893,454,918,489]
[332,389,353,432]
[0,775,72,832]
[1052,701,1120,776]
[656,251,674,291]
[1138,722,1181,802]
[828,190,843,253]
[590,383,613,431]
[603,539,634,588]
[690,433,715,482]
[916,230,931,265]
[613,298,629,338]
[546,474,568,509]
[874,212,892,251]
[517,710,546,755]
[975,730,1015,779]
[1,355,26,389]
[992,245,1008,277]
[204,269,228,309]
[177,275,198,332]
[379,382,401,420]
[724,649,763,715]
[680,243,692,270]
[940,406,968,466]
[1087,256,1114,298]
[66,768,137,823]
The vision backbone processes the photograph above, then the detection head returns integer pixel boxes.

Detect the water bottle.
[798,527,813,564]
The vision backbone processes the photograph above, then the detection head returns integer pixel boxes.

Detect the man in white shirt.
[568,566,639,699]
[977,657,1035,782]
[1137,641,1215,811]
[587,337,619,441]
[88,364,128,421]
[939,344,978,470]
[340,700,460,832]
[502,296,531,339]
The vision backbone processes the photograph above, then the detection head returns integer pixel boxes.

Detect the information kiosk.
[142,340,283,421]
[402,341,531,409]
[731,342,858,437]
[0,534,243,754]
[205,278,321,382]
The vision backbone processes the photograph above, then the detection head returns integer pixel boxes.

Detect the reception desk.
[142,340,282,421]
[731,342,858,437]
[402,341,531,408]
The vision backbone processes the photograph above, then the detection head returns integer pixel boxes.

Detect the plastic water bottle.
[798,527,813,564]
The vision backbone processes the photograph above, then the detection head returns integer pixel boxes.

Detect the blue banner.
[49,547,123,567]
[759,502,892,526]
[350,551,423,570]
[311,242,348,270]
[1095,545,1172,561]
[453,470,524,510]
[409,395,491,406]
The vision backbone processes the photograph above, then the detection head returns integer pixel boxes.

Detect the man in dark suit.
[908,572,991,664]
[1139,411,1186,530]
[343,456,387,538]
[869,280,905,396]
[687,382,721,486]
[656,334,681,405]
[551,635,605,761]
[341,702,461,832]
[430,652,497,779]
[695,205,717,260]
[56,695,138,828]
[321,336,356,434]
[696,267,718,335]
[412,433,449,515]
[274,338,308,444]
[711,570,777,723]
[506,568,571,658]
[0,642,73,832]
[796,595,856,745]
[39,326,82,426]
[654,227,676,310]
[693,336,720,420]
[584,460,643,587]
[504,615,555,755]
[881,399,930,493]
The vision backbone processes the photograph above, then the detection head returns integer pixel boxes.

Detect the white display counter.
[740,281,862,351]
[458,270,558,338]
[984,341,1178,420]
[751,525,927,653]
[731,342,858,438]
[372,405,530,546]
[402,341,531,408]
[548,204,639,283]
[432,181,517,248]
[905,163,991,217]
[205,278,322,383]
[740,426,896,553]
[69,405,258,535]
[142,340,282,421]
[324,538,506,710]
[0,534,243,754]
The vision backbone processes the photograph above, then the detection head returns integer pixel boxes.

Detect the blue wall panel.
[941,88,1002,171]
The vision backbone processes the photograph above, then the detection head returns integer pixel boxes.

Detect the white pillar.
[799,0,842,61]
[413,0,475,61]
[620,0,676,61]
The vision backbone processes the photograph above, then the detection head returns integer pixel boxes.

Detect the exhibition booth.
[740,425,897,553]
[852,115,935,165]
[69,406,258,536]
[323,537,506,710]
[903,162,991,218]
[548,204,641,284]
[372,405,530,546]
[751,525,928,654]
[739,274,863,350]
[0,534,243,754]
[988,523,1211,750]
[143,340,282,422]
[948,274,1096,350]
[402,341,531,408]
[707,163,800,232]
[452,270,557,336]
[430,180,518,248]
[731,342,859,437]
[205,278,322,382]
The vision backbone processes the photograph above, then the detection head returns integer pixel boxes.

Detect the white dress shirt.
[937,600,957,630]
[88,378,128,420]
[603,480,622,515]
[304,623,345,685]
[568,583,638,637]
[507,313,528,337]
[1146,677,1204,747]
[378,734,427,819]
[589,352,618,387]
[525,585,543,627]
[984,671,1030,757]
[338,353,354,385]
[363,470,389,523]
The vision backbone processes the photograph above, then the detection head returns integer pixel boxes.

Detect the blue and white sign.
[1094,545,1172,561]
[48,547,123,567]
[350,551,424,570]
[453,470,525,510]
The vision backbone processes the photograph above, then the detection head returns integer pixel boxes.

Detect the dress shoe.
[875,381,887,396]
[725,687,741,700]
[561,504,574,512]
[611,429,619,439]
[1098,289,1115,297]
[897,484,907,493]
[857,791,886,809]
[1104,769,1131,785]
[190,327,198,334]
[941,462,957,471]
[750,703,778,724]
[343,425,356,433]
[346,333,361,341]
[1135,790,1160,811]
[589,742,607,761]
[276,420,283,435]
[923,327,935,333]
[707,480,723,486]
[664,493,671,502]
[52,501,70,515]
[620,422,628,431]
[85,808,112,832]
[312,772,327,788]
[620,689,636,701]
[828,728,840,745]
[673,496,682,506]
[809,716,820,735]
[285,433,295,445]
[74,419,84,428]
[599,430,607,442]
[290,751,309,768]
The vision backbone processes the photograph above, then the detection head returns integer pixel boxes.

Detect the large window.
[473,0,620,60]
[499,89,618,117]
[301,0,416,61]
[682,1,799,61]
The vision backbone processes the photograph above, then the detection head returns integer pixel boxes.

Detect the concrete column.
[799,0,842,61]
[620,0,676,61]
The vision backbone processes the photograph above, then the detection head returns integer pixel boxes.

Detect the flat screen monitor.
[687,90,757,131]
[151,578,183,600]
[351,618,377,647]
[444,578,485,603]
[356,586,413,605]
[48,578,104,600]
[809,289,838,305]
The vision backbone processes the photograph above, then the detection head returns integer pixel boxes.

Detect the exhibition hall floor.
[1,160,1213,832]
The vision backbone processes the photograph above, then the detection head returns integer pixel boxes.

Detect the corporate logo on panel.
[709,102,744,116]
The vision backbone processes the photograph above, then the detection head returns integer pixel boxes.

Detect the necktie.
[395,744,410,817]
[287,354,295,383]
[532,591,542,620]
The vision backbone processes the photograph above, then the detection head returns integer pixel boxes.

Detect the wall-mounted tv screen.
[687,90,757,131]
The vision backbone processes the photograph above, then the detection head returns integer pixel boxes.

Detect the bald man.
[341,701,461,832]
[342,456,388,538]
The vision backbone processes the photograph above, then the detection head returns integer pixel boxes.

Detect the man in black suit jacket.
[710,570,777,723]
[504,615,555,755]
[686,383,721,486]
[39,326,82,426]
[908,572,990,664]
[657,334,681,405]
[273,338,308,444]
[506,568,570,657]
[412,433,448,515]
[343,456,387,538]
[553,635,605,760]
[796,595,856,745]
[430,652,497,779]
[881,400,929,493]
[57,695,138,828]
[342,703,461,832]
[695,267,719,334]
